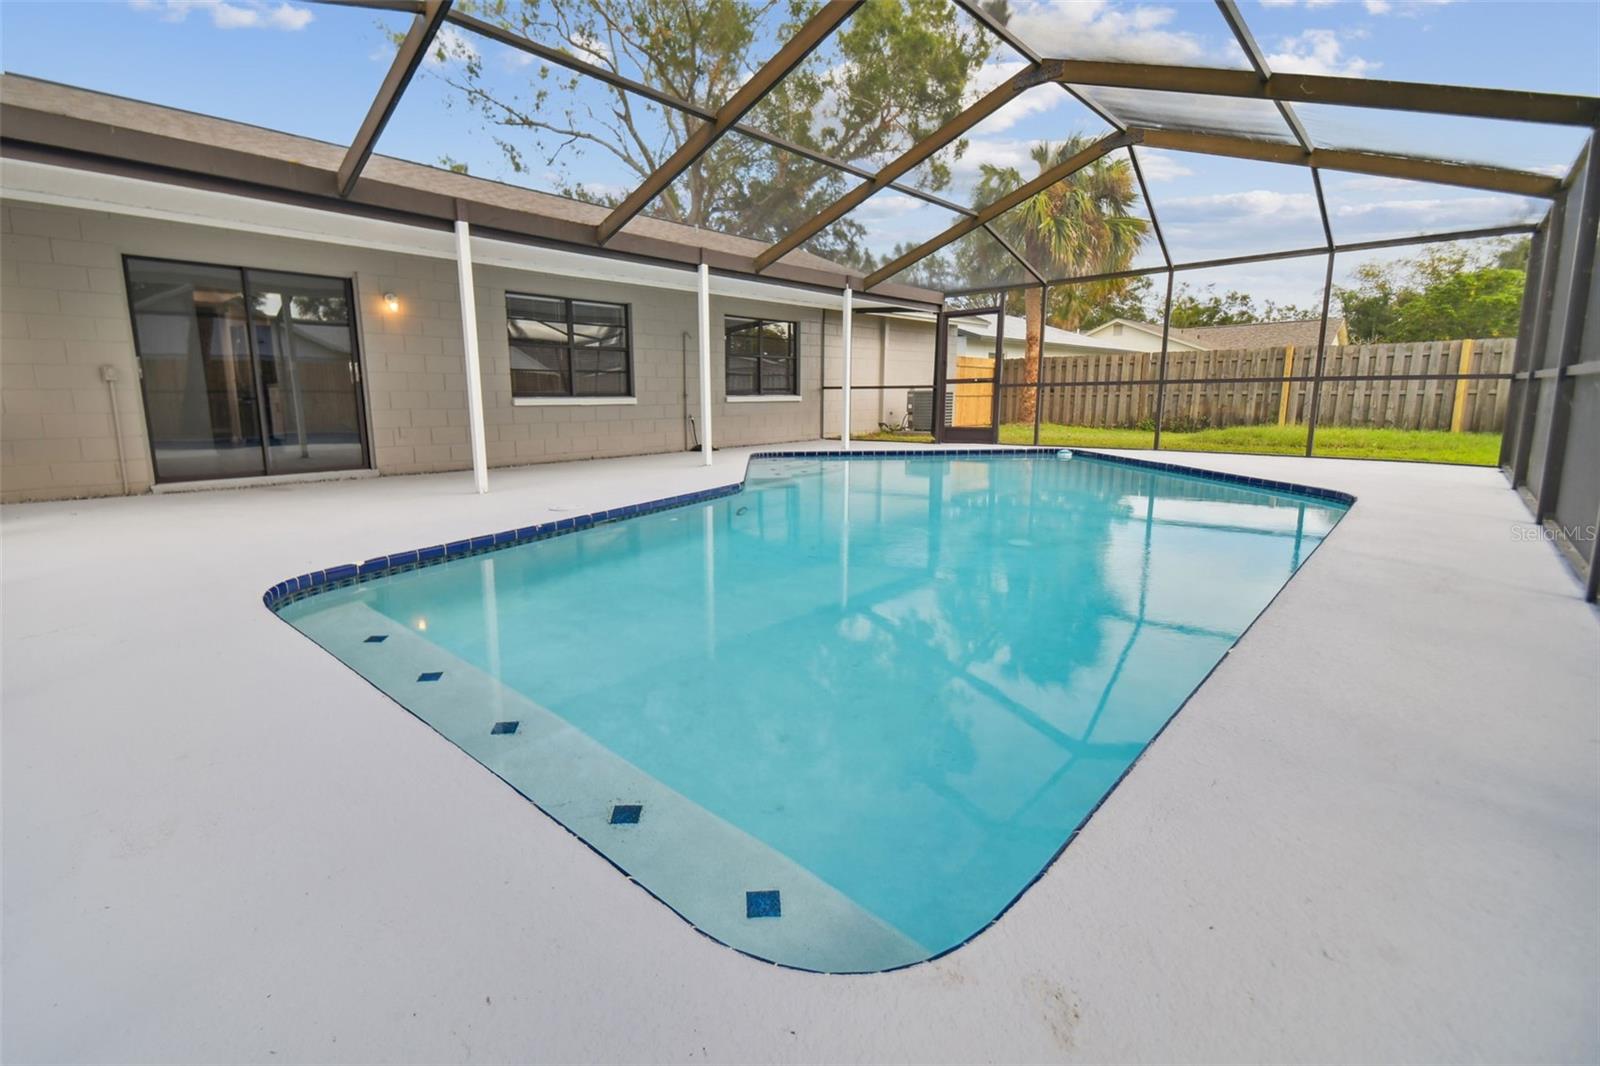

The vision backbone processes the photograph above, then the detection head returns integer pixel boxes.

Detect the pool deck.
[3,443,1596,1064]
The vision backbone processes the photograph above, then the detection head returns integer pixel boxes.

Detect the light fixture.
[383,292,400,313]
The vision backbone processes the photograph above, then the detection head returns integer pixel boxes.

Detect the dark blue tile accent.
[491,720,519,735]
[445,540,471,557]
[746,890,781,919]
[359,557,388,575]
[470,535,495,550]
[364,635,388,644]
[609,803,642,825]
[419,545,446,562]
[389,550,419,567]
[417,671,444,683]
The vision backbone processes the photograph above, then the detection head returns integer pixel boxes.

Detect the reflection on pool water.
[275,453,1349,971]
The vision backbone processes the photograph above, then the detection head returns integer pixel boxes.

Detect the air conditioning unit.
[908,388,950,433]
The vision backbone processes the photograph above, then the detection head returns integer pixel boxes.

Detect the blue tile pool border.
[261,447,1353,613]
[259,444,1354,976]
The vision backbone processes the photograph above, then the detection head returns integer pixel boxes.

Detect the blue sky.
[3,0,1595,303]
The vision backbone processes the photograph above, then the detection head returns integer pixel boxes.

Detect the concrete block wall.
[1,199,830,502]
[820,310,945,437]
[1,203,155,499]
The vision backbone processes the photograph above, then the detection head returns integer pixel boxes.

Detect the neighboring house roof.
[1172,318,1350,349]
[952,313,1145,354]
[0,74,941,305]
[1085,316,1349,350]
[1079,318,1206,351]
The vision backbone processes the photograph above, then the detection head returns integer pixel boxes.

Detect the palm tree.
[974,138,1148,423]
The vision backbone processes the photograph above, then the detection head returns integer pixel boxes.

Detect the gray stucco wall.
[0,200,832,502]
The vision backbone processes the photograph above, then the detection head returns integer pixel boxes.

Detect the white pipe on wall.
[698,262,713,466]
[454,219,490,494]
[841,285,853,450]
[100,365,130,495]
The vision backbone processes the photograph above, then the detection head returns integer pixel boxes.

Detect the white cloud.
[425,25,480,68]
[948,138,1037,182]
[1007,1,1222,65]
[853,193,929,224]
[1330,194,1540,231]
[1167,188,1320,219]
[1262,0,1363,8]
[966,62,1066,132]
[567,29,611,65]
[1313,174,1542,241]
[1265,0,1457,14]
[130,0,313,31]
[1133,149,1194,183]
[1266,29,1378,76]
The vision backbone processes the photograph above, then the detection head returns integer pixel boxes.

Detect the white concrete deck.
[3,444,1596,1065]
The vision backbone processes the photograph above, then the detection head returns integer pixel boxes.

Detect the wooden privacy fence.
[951,355,996,426]
[997,338,1513,432]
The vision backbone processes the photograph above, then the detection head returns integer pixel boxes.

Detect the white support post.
[454,219,489,494]
[697,262,713,466]
[841,285,853,450]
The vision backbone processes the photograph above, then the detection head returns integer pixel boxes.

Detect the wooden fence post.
[1277,345,1295,426]
[1449,338,1476,432]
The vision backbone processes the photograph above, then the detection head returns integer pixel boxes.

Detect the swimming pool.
[271,450,1350,972]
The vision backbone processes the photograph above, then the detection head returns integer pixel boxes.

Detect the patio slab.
[3,444,1596,1064]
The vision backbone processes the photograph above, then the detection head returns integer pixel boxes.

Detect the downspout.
[819,309,828,439]
[682,330,693,451]
[841,286,853,449]
[878,316,888,426]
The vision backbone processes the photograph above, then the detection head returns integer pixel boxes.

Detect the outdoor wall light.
[383,292,400,313]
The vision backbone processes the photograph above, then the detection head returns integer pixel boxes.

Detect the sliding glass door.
[125,257,368,483]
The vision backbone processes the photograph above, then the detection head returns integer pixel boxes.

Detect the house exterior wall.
[819,312,945,436]
[0,200,827,503]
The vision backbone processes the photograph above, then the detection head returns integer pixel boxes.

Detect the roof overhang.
[0,76,944,311]
[0,155,921,313]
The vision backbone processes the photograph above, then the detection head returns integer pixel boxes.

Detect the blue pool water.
[276,452,1348,971]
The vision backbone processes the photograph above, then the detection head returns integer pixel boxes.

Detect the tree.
[1334,239,1527,343]
[1072,274,1157,333]
[1494,236,1532,271]
[967,138,1149,421]
[423,0,995,268]
[1166,285,1317,329]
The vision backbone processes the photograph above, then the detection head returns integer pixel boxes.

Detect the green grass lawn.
[856,423,1502,466]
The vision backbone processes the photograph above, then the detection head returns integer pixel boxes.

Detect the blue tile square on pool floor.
[417,671,444,683]
[746,890,781,919]
[609,804,642,825]
[364,635,388,644]
[491,721,519,735]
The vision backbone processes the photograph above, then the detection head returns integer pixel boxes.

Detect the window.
[726,316,798,396]
[507,293,631,398]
